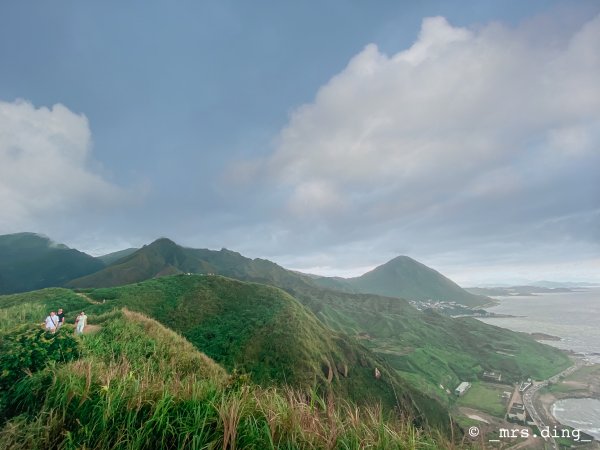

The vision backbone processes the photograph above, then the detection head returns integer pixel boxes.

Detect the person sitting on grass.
[44,311,58,333]
[75,311,87,335]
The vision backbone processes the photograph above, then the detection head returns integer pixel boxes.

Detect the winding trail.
[75,292,103,305]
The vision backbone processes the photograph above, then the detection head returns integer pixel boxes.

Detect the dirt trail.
[75,292,103,305]
[82,324,101,334]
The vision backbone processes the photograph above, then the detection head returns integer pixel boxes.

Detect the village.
[452,361,598,449]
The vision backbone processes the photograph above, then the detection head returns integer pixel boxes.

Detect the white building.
[454,382,471,396]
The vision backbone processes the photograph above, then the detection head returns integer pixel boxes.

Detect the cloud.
[267,15,599,212]
[0,99,136,232]
[227,13,600,280]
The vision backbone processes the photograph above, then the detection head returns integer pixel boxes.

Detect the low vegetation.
[291,286,571,405]
[0,307,458,449]
[454,382,508,418]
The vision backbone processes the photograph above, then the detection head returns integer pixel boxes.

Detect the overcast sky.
[1,1,599,285]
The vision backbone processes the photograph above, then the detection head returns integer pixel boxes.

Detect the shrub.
[0,325,80,390]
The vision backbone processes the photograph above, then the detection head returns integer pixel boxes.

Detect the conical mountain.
[343,255,488,306]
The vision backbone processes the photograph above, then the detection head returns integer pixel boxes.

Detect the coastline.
[534,363,600,440]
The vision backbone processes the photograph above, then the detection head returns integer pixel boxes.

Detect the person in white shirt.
[75,312,87,335]
[44,311,58,332]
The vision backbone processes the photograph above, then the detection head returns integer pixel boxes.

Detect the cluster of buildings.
[408,299,468,313]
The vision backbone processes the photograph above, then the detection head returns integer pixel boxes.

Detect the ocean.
[478,288,600,363]
[478,288,600,439]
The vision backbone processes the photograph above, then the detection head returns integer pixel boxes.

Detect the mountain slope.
[98,247,138,265]
[65,238,568,400]
[0,276,449,429]
[288,284,571,403]
[338,256,490,307]
[70,238,489,307]
[83,275,445,424]
[0,233,105,294]
[68,237,313,290]
[0,305,450,449]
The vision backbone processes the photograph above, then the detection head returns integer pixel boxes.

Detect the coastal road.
[522,360,584,450]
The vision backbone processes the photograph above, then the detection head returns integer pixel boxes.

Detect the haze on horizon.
[0,1,599,286]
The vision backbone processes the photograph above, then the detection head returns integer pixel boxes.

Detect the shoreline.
[533,363,600,440]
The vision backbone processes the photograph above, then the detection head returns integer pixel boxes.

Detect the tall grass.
[0,310,460,449]
[0,302,47,333]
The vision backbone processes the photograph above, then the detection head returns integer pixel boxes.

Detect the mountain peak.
[345,255,488,306]
[149,237,178,247]
[0,232,69,250]
[386,255,420,265]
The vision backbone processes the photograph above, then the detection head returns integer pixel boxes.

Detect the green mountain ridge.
[63,237,570,398]
[0,276,448,429]
[68,237,318,292]
[0,233,105,294]
[0,302,450,449]
[0,234,574,447]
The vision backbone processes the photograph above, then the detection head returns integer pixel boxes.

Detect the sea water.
[552,398,600,439]
[478,288,600,439]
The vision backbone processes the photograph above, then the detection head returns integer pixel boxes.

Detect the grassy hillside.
[0,308,453,449]
[64,238,569,407]
[83,275,451,426]
[339,256,490,307]
[0,277,450,429]
[0,233,105,294]
[288,285,571,404]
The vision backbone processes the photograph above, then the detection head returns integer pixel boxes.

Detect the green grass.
[0,309,455,449]
[454,382,508,418]
[61,236,570,415]
[1,276,450,430]
[291,286,571,403]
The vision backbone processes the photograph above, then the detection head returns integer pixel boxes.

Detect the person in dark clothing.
[57,308,65,328]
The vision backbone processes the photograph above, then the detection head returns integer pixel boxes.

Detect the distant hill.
[312,256,490,307]
[70,238,489,307]
[68,237,314,290]
[467,285,573,296]
[0,233,105,294]
[98,247,138,265]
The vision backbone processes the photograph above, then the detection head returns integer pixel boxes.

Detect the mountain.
[0,296,450,449]
[0,232,105,294]
[68,237,314,290]
[98,247,138,265]
[71,238,488,307]
[1,276,448,429]
[65,237,569,397]
[314,256,491,307]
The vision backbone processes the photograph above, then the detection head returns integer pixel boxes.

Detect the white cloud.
[0,99,134,232]
[265,15,600,218]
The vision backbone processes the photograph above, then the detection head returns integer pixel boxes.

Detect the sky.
[1,0,599,285]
